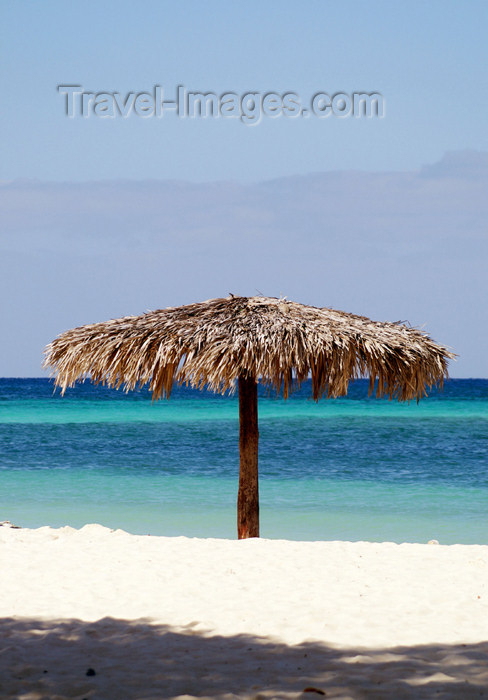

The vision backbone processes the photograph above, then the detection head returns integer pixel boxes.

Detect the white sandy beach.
[1,523,487,699]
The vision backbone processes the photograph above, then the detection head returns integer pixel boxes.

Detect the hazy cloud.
[1,151,487,376]
[419,150,488,180]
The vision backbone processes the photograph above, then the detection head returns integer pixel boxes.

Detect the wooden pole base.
[237,374,259,539]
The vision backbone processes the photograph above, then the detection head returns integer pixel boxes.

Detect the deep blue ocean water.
[0,378,487,543]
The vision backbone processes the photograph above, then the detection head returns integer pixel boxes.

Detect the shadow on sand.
[0,616,487,699]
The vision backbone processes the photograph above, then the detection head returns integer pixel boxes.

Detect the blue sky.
[1,1,487,376]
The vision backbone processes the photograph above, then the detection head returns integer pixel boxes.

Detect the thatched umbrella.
[44,295,454,539]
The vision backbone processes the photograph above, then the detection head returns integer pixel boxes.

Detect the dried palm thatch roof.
[44,296,454,402]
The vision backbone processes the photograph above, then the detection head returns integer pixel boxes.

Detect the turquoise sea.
[0,378,487,543]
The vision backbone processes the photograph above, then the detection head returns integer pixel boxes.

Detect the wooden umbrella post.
[237,373,259,539]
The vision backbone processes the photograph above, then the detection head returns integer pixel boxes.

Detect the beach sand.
[0,524,487,699]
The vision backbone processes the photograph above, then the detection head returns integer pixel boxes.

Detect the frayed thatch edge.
[44,296,455,403]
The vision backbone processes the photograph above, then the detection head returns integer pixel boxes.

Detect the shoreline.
[1,524,487,698]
